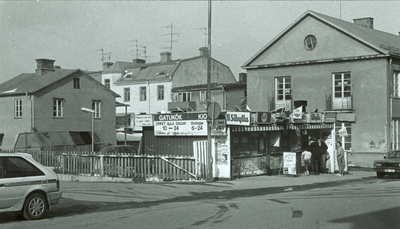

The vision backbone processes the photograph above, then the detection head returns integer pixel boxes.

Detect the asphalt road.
[1,170,400,229]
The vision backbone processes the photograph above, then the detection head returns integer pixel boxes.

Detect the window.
[393,71,400,97]
[104,79,110,89]
[2,157,45,178]
[124,88,130,102]
[178,92,191,102]
[275,77,291,110]
[92,100,101,118]
[200,91,207,102]
[15,99,22,118]
[157,85,164,100]
[333,72,352,109]
[73,78,80,89]
[53,99,63,118]
[335,122,352,151]
[392,119,400,150]
[140,87,146,101]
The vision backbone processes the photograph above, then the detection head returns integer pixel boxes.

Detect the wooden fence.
[4,150,197,181]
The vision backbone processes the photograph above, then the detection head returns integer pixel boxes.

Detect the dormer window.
[123,72,133,78]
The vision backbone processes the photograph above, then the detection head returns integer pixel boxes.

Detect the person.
[301,150,312,176]
[309,138,320,175]
[336,142,345,176]
[318,139,329,174]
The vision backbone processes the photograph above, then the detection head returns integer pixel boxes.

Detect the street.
[1,170,400,229]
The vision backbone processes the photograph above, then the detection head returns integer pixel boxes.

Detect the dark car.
[99,145,138,155]
[373,151,400,178]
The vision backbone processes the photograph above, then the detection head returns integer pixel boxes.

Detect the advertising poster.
[283,152,297,175]
[154,113,208,136]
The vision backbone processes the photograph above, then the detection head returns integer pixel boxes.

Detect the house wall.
[225,88,247,111]
[247,58,389,153]
[33,72,117,146]
[0,95,32,150]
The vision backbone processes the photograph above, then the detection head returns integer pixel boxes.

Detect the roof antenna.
[162,23,179,54]
[195,27,207,47]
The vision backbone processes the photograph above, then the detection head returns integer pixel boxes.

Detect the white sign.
[283,152,297,175]
[154,120,207,136]
[134,114,153,126]
[225,112,250,126]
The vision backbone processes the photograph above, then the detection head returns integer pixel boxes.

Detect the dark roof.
[244,10,400,67]
[102,61,140,74]
[0,69,119,97]
[115,61,178,84]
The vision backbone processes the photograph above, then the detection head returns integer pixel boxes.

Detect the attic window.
[304,35,317,50]
[123,72,133,78]
[156,71,166,76]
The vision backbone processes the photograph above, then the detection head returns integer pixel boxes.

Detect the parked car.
[99,145,138,155]
[0,153,62,220]
[373,151,400,178]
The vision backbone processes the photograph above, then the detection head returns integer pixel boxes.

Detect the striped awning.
[231,124,284,132]
[288,123,334,130]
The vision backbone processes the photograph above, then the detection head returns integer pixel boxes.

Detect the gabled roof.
[115,61,179,84]
[0,69,119,97]
[243,10,400,67]
[102,61,139,74]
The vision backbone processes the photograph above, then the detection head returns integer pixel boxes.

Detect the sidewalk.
[60,167,377,203]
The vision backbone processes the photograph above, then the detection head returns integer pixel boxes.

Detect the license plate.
[384,169,395,172]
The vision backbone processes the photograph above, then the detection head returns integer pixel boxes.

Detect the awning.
[231,124,284,132]
[288,123,334,130]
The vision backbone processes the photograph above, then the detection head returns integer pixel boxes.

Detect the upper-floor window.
[200,91,207,103]
[393,71,400,97]
[92,100,101,118]
[157,85,164,100]
[73,78,80,89]
[53,98,63,118]
[15,99,22,118]
[124,88,130,102]
[140,87,147,101]
[104,79,110,89]
[275,76,291,110]
[333,72,352,110]
[179,92,191,102]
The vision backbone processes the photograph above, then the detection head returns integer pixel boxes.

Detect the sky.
[1,0,399,83]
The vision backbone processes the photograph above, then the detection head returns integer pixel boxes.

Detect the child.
[301,150,312,176]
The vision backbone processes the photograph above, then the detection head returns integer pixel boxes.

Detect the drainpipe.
[389,58,393,151]
[222,85,226,110]
[147,80,150,114]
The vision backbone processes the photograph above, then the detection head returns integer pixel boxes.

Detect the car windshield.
[387,151,400,158]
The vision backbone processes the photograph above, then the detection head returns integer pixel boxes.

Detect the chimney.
[239,72,247,84]
[35,58,55,77]
[132,59,146,65]
[353,17,374,29]
[55,65,61,70]
[102,62,113,70]
[160,52,171,63]
[199,47,209,57]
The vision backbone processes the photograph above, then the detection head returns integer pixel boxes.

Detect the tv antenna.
[194,27,207,47]
[140,45,153,61]
[96,49,112,63]
[128,39,141,59]
[162,23,179,54]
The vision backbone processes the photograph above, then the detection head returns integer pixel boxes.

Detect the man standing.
[336,142,345,176]
[301,150,312,176]
[318,138,329,174]
[309,138,320,175]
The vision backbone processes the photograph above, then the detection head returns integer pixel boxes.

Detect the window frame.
[14,99,22,118]
[200,91,207,103]
[53,98,63,118]
[157,85,164,100]
[104,79,110,89]
[393,71,400,98]
[178,92,192,102]
[274,76,291,110]
[73,78,80,89]
[124,87,130,102]
[92,100,101,118]
[140,86,147,101]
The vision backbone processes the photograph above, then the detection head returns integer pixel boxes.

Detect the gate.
[193,140,208,179]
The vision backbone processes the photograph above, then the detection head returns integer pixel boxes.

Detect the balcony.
[268,98,292,111]
[168,101,197,112]
[325,94,353,111]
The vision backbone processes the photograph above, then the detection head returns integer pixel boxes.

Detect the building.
[242,10,400,167]
[0,59,120,151]
[102,47,245,128]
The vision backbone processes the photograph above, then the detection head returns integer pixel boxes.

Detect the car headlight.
[375,162,382,167]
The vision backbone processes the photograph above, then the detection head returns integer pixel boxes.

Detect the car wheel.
[377,172,385,179]
[23,193,48,220]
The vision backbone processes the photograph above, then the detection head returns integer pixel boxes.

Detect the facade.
[0,59,120,151]
[102,47,244,128]
[242,11,400,166]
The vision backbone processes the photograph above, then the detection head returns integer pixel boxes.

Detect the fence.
[4,150,197,181]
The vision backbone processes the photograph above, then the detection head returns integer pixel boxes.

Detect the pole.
[92,112,94,152]
[206,0,213,181]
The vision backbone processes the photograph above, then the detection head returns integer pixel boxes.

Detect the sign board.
[309,112,322,123]
[134,114,153,126]
[211,119,227,135]
[154,113,208,136]
[207,102,221,120]
[324,112,336,123]
[225,112,250,126]
[257,112,271,124]
[283,152,297,175]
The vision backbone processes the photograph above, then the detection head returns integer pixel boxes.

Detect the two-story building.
[0,59,120,151]
[242,10,400,167]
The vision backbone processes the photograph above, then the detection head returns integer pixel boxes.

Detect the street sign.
[207,102,221,120]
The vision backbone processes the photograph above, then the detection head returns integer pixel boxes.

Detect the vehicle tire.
[377,172,385,179]
[23,193,48,220]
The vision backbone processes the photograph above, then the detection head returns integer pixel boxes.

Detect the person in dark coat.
[317,138,329,174]
[309,138,320,175]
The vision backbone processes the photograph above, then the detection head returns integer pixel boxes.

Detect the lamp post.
[81,107,95,152]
